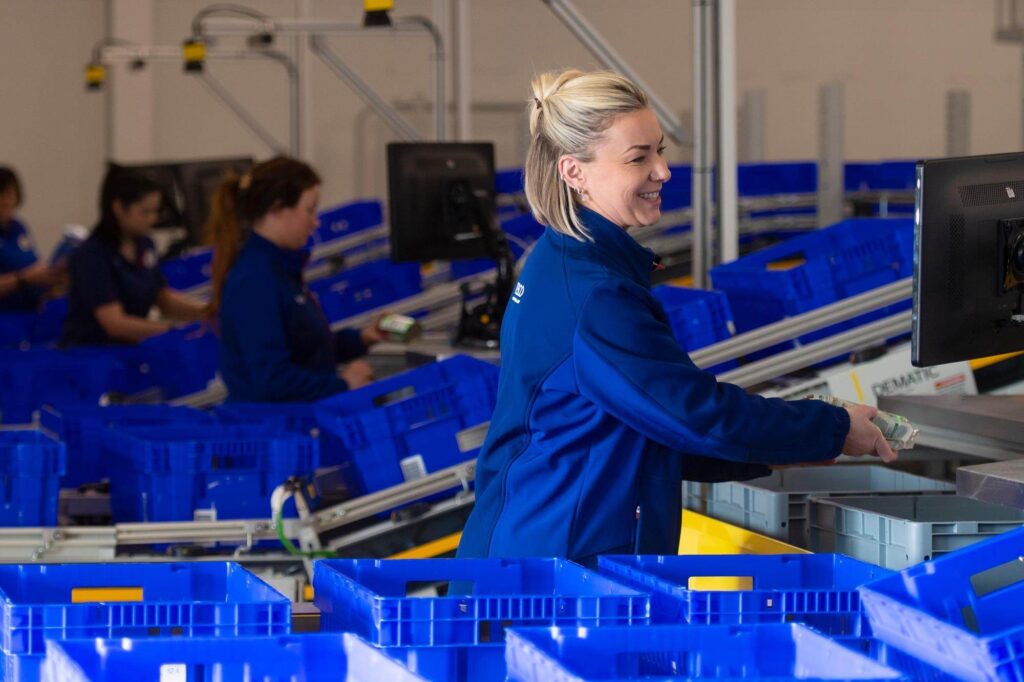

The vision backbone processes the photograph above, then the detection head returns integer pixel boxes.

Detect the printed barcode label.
[160,664,187,682]
[400,455,428,482]
[456,422,490,453]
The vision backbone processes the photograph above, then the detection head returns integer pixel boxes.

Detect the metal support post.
[945,89,971,156]
[739,89,766,162]
[453,0,473,140]
[691,0,715,288]
[198,71,289,153]
[817,81,845,227]
[715,0,738,264]
[542,0,691,146]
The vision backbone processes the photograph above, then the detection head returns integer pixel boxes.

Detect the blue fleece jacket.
[457,207,850,564]
[218,233,367,402]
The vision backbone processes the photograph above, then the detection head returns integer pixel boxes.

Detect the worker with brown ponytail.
[209,156,381,402]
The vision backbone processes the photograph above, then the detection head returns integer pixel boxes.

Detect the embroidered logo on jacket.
[512,281,525,304]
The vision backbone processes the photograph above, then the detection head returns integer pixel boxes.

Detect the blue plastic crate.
[598,553,891,636]
[0,313,37,349]
[160,247,213,290]
[0,349,125,424]
[313,557,651,647]
[505,623,904,681]
[711,218,913,361]
[310,259,422,323]
[314,200,384,246]
[40,404,215,488]
[125,324,220,399]
[858,527,1024,682]
[42,632,424,682]
[316,378,496,497]
[214,402,320,436]
[104,426,319,522]
[0,562,289,682]
[317,355,498,417]
[28,297,67,346]
[651,286,734,352]
[380,643,505,682]
[0,431,64,527]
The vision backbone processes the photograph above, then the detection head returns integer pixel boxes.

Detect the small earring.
[575,186,588,202]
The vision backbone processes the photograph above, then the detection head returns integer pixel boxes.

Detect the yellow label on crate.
[688,576,754,591]
[71,587,144,603]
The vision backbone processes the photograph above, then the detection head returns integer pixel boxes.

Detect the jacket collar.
[246,232,307,278]
[567,206,659,285]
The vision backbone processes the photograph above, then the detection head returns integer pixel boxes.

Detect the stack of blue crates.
[160,247,212,290]
[103,425,319,523]
[0,349,125,424]
[313,199,383,245]
[0,562,289,681]
[0,431,64,528]
[315,355,499,498]
[40,404,215,488]
[310,259,422,324]
[710,217,913,362]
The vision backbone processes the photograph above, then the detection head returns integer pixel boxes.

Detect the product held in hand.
[378,313,423,343]
[815,395,920,450]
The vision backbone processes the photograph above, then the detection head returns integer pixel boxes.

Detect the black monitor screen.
[913,152,1024,366]
[176,157,252,242]
[387,142,496,262]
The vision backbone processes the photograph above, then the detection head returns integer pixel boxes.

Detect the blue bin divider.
[40,404,215,488]
[450,213,546,280]
[313,557,651,647]
[316,374,497,497]
[504,623,904,682]
[858,526,1024,682]
[311,259,422,323]
[0,431,64,527]
[710,217,913,362]
[651,285,737,373]
[314,199,384,246]
[0,562,289,682]
[42,632,425,682]
[160,247,213,290]
[104,426,319,522]
[598,553,891,636]
[836,637,960,682]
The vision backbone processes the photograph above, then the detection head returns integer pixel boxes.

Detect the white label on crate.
[160,664,187,682]
[400,455,428,482]
[456,422,490,453]
[825,345,977,407]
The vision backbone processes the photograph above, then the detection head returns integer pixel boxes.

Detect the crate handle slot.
[372,385,417,408]
[687,576,754,591]
[71,587,144,603]
[970,557,1024,598]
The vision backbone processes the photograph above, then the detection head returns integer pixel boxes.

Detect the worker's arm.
[94,302,171,343]
[155,287,206,322]
[573,281,849,466]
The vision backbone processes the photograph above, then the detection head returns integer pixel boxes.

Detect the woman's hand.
[842,403,898,463]
[360,313,389,346]
[20,263,62,288]
[341,359,375,390]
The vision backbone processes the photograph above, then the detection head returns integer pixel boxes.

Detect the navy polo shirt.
[219,232,367,403]
[61,233,166,346]
[0,218,42,312]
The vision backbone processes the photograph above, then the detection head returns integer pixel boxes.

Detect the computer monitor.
[386,142,513,347]
[912,152,1024,366]
[175,157,253,242]
[386,142,497,262]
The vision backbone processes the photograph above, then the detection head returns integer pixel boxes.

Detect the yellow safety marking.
[678,510,808,556]
[389,532,461,559]
[688,576,754,591]
[850,371,865,403]
[667,276,695,287]
[303,585,313,601]
[71,587,143,603]
[364,0,393,11]
[766,258,806,271]
[969,351,1024,371]
[182,41,206,62]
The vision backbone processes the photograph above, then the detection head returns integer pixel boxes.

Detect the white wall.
[0,0,107,254]
[2,0,1023,252]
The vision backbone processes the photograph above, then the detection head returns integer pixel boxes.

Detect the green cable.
[275,507,336,559]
